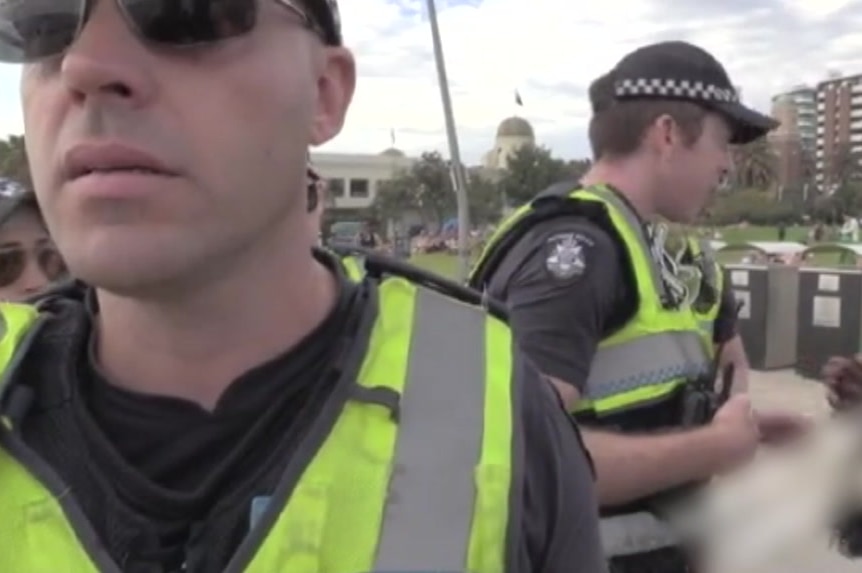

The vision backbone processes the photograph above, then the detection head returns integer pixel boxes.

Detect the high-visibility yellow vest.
[340,254,365,281]
[470,184,711,416]
[686,236,724,352]
[0,277,518,572]
[316,244,366,281]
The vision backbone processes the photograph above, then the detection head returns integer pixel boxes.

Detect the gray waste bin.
[723,264,799,370]
[796,268,862,379]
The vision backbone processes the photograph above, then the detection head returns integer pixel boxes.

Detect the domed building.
[380,147,406,158]
[482,116,536,170]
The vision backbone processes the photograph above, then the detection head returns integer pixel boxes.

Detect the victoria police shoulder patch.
[542,232,592,280]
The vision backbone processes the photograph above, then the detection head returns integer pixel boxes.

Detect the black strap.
[350,385,401,422]
[533,179,584,201]
[0,314,48,425]
[325,245,510,323]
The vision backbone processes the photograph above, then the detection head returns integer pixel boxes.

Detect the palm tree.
[730,138,776,191]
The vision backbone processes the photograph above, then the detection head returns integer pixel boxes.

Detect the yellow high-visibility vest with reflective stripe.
[0,277,518,572]
[470,184,711,416]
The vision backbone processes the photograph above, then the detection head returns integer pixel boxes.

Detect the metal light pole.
[425,0,471,281]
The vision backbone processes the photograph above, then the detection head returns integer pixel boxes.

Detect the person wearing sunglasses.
[0,1,607,573]
[0,188,67,300]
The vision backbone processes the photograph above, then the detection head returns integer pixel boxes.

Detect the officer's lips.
[63,142,181,199]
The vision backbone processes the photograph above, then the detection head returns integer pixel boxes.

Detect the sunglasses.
[0,0,321,64]
[0,244,67,288]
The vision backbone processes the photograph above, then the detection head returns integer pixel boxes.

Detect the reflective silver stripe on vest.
[585,331,710,402]
[601,512,680,556]
[374,288,489,569]
[585,186,669,303]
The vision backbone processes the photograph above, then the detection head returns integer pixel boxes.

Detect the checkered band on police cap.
[614,77,739,104]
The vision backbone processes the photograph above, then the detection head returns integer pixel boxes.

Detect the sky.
[0,0,860,164]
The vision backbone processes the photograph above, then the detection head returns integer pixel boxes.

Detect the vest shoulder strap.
[468,180,615,290]
[327,244,509,322]
[0,303,43,417]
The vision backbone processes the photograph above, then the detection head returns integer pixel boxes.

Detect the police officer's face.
[660,113,732,224]
[21,0,355,293]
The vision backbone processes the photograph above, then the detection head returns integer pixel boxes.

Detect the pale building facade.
[310,148,414,210]
[481,116,536,171]
[314,115,537,223]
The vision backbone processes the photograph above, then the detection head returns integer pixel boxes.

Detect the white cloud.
[781,0,855,21]
[0,64,20,138]
[329,0,862,161]
[0,0,859,163]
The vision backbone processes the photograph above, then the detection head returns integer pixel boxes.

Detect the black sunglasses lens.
[37,248,68,282]
[0,249,25,287]
[122,0,257,46]
[0,0,82,63]
[0,0,260,63]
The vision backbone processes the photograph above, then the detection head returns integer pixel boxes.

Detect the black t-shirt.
[15,274,608,573]
[487,215,739,393]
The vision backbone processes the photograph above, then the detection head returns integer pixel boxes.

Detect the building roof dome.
[496,116,534,138]
[380,147,405,157]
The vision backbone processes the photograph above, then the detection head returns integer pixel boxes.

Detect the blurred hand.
[710,394,760,471]
[755,410,813,446]
[822,355,862,411]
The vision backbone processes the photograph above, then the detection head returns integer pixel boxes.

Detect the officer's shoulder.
[524,214,615,245]
[514,215,619,283]
[22,281,89,335]
[0,290,86,385]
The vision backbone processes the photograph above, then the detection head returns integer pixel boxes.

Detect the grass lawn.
[409,225,862,279]
[717,225,809,243]
[409,252,463,279]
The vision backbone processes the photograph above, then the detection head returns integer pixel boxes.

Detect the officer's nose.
[60,0,156,107]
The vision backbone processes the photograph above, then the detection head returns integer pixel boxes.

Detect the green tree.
[370,151,458,228]
[829,144,862,214]
[566,158,592,181]
[498,145,570,206]
[730,138,776,190]
[371,171,416,223]
[411,151,457,225]
[0,135,30,189]
[466,173,503,225]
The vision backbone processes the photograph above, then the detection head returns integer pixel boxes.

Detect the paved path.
[748,369,831,417]
[710,369,862,572]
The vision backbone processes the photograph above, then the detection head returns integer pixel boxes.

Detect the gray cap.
[0,191,40,228]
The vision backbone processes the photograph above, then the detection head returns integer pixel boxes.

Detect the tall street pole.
[425,0,471,281]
